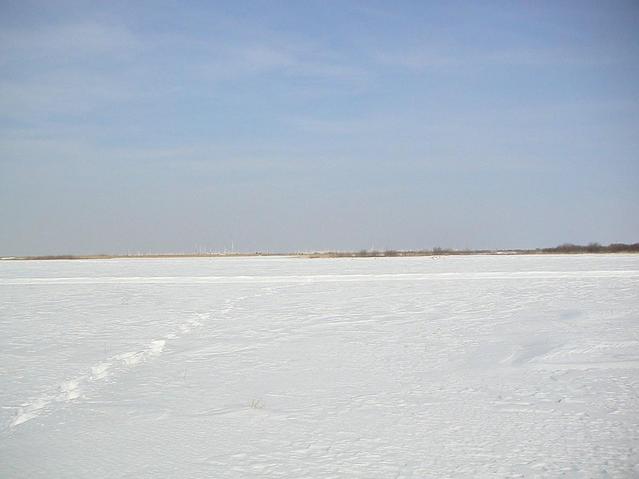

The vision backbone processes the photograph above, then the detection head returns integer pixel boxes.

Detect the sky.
[1,0,638,255]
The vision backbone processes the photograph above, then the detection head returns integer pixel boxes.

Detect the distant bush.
[541,242,639,253]
[608,243,639,252]
[586,242,602,253]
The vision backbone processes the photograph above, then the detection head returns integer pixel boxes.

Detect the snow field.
[1,255,638,477]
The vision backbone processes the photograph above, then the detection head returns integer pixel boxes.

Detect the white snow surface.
[1,255,638,478]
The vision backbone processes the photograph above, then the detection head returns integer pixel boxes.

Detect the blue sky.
[1,1,638,254]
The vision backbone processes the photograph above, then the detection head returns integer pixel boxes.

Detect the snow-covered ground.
[1,255,638,478]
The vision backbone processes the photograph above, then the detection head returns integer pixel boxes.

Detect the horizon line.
[2,242,638,261]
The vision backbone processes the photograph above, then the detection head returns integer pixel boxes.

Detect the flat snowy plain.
[1,255,638,477]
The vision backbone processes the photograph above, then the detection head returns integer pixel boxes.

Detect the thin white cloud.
[190,40,369,85]
[0,22,141,63]
[374,45,628,71]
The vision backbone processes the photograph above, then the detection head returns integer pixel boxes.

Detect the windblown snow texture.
[1,255,638,477]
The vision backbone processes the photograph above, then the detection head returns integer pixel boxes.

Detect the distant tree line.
[309,248,484,258]
[308,242,639,258]
[540,242,639,253]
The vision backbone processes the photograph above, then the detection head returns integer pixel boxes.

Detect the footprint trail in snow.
[8,293,257,429]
